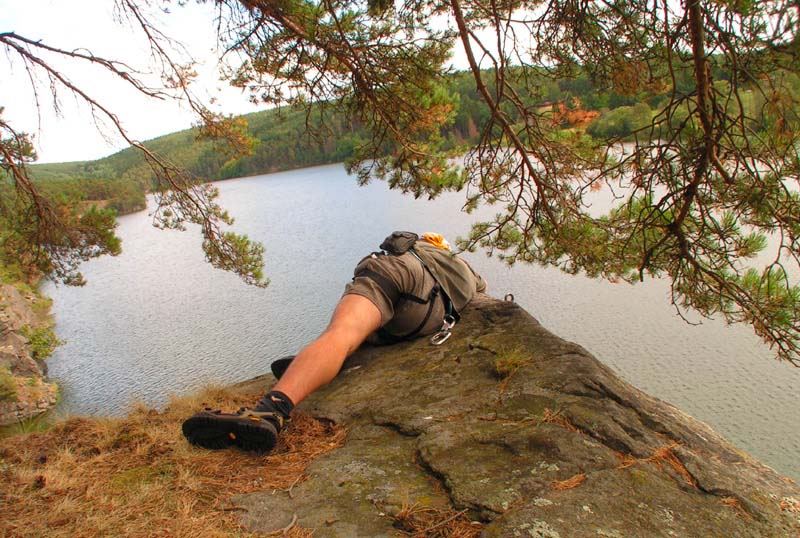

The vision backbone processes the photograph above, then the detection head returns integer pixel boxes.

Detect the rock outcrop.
[0,377,58,426]
[233,295,799,537]
[0,284,58,425]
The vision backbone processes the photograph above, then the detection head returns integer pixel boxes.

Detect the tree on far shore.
[2,0,799,364]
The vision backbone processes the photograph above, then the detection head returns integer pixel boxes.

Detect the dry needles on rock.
[551,473,587,491]
[392,502,482,538]
[616,441,697,488]
[0,386,344,538]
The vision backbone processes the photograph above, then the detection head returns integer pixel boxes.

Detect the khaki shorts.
[343,251,446,339]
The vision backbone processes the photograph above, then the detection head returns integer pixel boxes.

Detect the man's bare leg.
[182,294,381,452]
[271,294,382,405]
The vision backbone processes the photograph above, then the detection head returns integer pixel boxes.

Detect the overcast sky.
[2,0,262,163]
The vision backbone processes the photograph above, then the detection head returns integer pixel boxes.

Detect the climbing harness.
[354,258,444,343]
[356,231,461,345]
[408,246,461,344]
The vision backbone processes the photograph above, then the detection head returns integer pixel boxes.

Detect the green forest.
[29,65,791,216]
[4,0,800,361]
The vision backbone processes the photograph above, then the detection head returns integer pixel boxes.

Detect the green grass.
[19,325,62,361]
[0,261,26,286]
[491,347,531,378]
[0,367,17,403]
[0,411,55,437]
[30,295,53,318]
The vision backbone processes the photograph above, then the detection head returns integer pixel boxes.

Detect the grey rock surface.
[233,295,800,537]
[0,284,57,424]
[0,284,44,377]
[0,380,58,425]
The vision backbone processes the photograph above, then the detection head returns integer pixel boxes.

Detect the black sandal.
[182,407,282,453]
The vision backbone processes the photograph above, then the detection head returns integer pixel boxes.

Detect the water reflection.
[44,163,800,480]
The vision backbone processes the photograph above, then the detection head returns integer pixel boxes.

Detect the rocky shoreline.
[0,283,59,426]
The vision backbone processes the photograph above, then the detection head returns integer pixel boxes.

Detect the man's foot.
[182,408,282,454]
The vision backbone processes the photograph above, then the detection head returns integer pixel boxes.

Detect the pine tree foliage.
[0,2,265,288]
[211,0,800,363]
[2,0,799,362]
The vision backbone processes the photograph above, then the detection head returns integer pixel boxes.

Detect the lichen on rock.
[233,295,800,537]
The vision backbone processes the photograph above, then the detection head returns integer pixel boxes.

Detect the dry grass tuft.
[541,408,582,434]
[392,501,482,537]
[492,347,530,404]
[0,386,344,538]
[551,473,586,491]
[491,348,529,379]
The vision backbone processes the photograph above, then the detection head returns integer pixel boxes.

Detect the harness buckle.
[430,315,457,346]
[430,330,452,346]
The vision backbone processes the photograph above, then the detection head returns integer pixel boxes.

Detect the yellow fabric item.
[421,233,451,251]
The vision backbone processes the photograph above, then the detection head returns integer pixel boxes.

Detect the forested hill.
[29,66,775,214]
[31,105,357,187]
[30,71,496,190]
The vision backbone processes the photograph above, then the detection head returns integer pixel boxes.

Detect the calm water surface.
[43,164,800,480]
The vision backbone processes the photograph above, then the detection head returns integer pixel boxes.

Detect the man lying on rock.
[182,231,486,454]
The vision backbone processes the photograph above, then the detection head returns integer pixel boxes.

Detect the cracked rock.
[233,295,800,537]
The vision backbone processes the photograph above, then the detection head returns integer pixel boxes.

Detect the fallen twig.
[265,514,298,536]
[286,474,303,499]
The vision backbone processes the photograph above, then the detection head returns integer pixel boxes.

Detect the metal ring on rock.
[430,331,452,346]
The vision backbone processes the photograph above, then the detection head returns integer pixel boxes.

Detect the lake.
[43,163,800,481]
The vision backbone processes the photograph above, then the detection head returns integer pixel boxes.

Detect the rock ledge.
[0,284,59,426]
[234,295,800,537]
